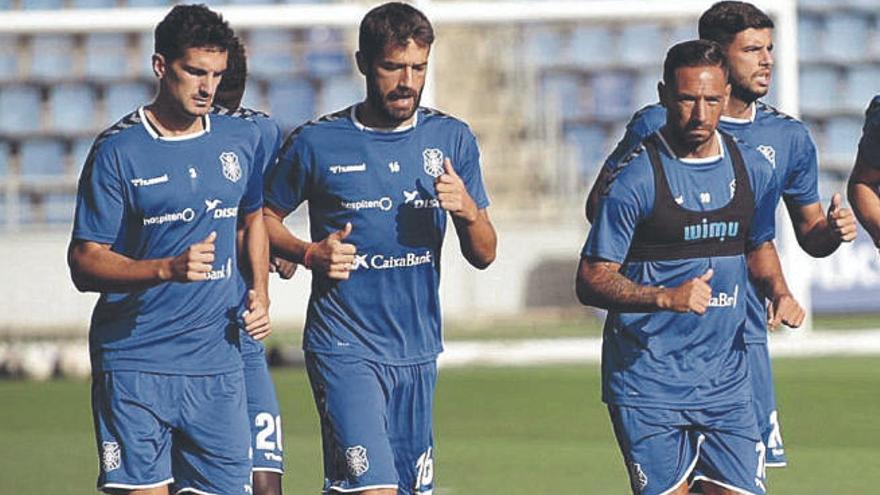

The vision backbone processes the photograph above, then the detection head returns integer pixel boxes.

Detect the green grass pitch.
[0,357,878,494]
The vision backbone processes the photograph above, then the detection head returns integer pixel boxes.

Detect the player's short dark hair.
[359,2,434,64]
[154,4,235,62]
[698,1,774,46]
[217,36,247,95]
[663,39,729,86]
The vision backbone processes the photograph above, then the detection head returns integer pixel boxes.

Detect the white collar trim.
[350,103,418,133]
[139,106,210,141]
[656,130,725,164]
[720,102,756,124]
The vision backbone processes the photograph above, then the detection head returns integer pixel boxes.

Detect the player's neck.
[355,101,416,130]
[724,94,756,121]
[659,127,721,160]
[144,98,205,137]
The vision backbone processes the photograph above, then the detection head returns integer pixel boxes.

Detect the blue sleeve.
[239,131,266,214]
[263,132,310,213]
[72,142,125,244]
[582,162,652,263]
[782,126,820,206]
[456,126,490,209]
[748,168,778,249]
[602,105,665,172]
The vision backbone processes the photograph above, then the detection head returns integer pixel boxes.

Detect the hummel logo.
[351,254,369,270]
[205,199,222,211]
[403,190,419,203]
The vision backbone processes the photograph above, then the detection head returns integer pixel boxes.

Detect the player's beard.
[730,72,770,105]
[366,76,422,127]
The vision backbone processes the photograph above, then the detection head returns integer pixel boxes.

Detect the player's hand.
[435,158,478,224]
[664,269,713,314]
[309,223,356,280]
[827,193,858,243]
[168,231,217,282]
[270,255,298,280]
[767,293,805,330]
[243,289,271,340]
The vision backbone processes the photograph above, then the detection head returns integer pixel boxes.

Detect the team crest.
[220,151,242,182]
[757,145,776,169]
[102,441,121,472]
[626,460,648,493]
[345,445,370,477]
[422,148,444,178]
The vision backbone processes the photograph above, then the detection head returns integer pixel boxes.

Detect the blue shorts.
[92,370,251,495]
[746,342,786,467]
[609,402,766,495]
[305,352,436,495]
[242,333,284,475]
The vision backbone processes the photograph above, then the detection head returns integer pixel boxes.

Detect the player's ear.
[152,53,166,79]
[355,51,369,76]
[657,81,667,105]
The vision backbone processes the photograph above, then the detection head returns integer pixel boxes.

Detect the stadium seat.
[28,34,75,80]
[84,33,130,79]
[266,78,316,131]
[0,34,18,81]
[540,71,586,120]
[71,0,117,7]
[48,84,98,134]
[0,141,9,177]
[797,15,822,62]
[317,77,362,117]
[44,193,77,225]
[591,71,635,121]
[104,81,152,123]
[842,66,880,112]
[0,0,12,9]
[618,23,665,65]
[0,85,42,135]
[305,27,351,77]
[569,26,614,67]
[71,138,94,176]
[21,0,64,9]
[247,30,297,77]
[564,123,607,178]
[137,32,156,79]
[523,26,565,68]
[824,117,862,161]
[667,23,695,46]
[18,138,67,178]
[633,69,660,109]
[823,13,870,62]
[799,66,838,114]
[125,0,172,6]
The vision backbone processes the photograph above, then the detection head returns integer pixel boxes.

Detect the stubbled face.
[361,38,429,126]
[725,28,774,103]
[661,65,731,150]
[155,46,227,117]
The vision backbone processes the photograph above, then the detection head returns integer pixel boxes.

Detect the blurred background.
[0,0,878,494]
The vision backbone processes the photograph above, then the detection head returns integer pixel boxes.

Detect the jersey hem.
[304,347,441,366]
[91,362,243,376]
[603,395,751,410]
[72,230,119,245]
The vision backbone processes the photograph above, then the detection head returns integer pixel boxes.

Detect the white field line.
[438,329,880,368]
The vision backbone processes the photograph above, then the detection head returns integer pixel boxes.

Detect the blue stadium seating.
[44,193,77,225]
[0,141,9,177]
[22,0,63,9]
[18,138,66,178]
[618,23,665,65]
[824,117,862,160]
[823,13,870,62]
[633,69,660,109]
[104,82,152,123]
[49,84,98,134]
[0,35,18,81]
[564,123,607,178]
[523,26,565,68]
[0,85,42,135]
[541,72,586,120]
[317,77,362,117]
[591,71,635,121]
[266,78,316,131]
[126,0,172,5]
[137,32,156,79]
[797,15,822,62]
[29,34,75,80]
[247,30,297,77]
[71,0,118,7]
[667,23,695,46]
[84,33,130,79]
[305,28,351,77]
[842,66,880,112]
[569,26,614,67]
[0,0,12,10]
[71,138,94,176]
[799,66,838,114]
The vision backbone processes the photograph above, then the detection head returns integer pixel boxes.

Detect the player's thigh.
[243,338,285,475]
[746,342,786,468]
[93,371,175,493]
[252,470,282,495]
[173,370,252,495]
[608,405,701,495]
[387,360,437,495]
[305,352,399,493]
[691,402,765,495]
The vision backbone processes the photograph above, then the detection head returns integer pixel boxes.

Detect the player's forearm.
[793,216,840,258]
[746,241,792,301]
[243,211,270,303]
[848,180,880,246]
[453,209,496,269]
[68,241,171,293]
[263,208,311,264]
[576,259,669,312]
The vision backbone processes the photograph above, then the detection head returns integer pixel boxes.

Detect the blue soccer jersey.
[601,102,820,343]
[264,106,490,365]
[583,131,777,409]
[72,108,267,374]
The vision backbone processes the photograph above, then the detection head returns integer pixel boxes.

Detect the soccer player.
[848,97,880,245]
[262,3,497,494]
[213,36,287,495]
[67,5,270,495]
[578,40,790,495]
[584,0,857,471]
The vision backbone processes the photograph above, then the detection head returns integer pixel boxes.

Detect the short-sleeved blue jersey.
[583,131,777,409]
[72,108,267,374]
[264,106,490,365]
[601,102,820,343]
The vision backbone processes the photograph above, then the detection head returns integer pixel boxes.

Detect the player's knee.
[251,471,282,495]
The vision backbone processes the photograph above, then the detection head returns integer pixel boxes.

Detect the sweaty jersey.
[583,130,777,408]
[264,106,490,365]
[601,102,820,343]
[72,108,267,374]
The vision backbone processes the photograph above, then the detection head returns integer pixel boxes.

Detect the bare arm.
[848,155,880,246]
[575,257,713,314]
[746,240,804,328]
[67,233,217,293]
[436,158,497,269]
[785,194,857,258]
[242,209,270,304]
